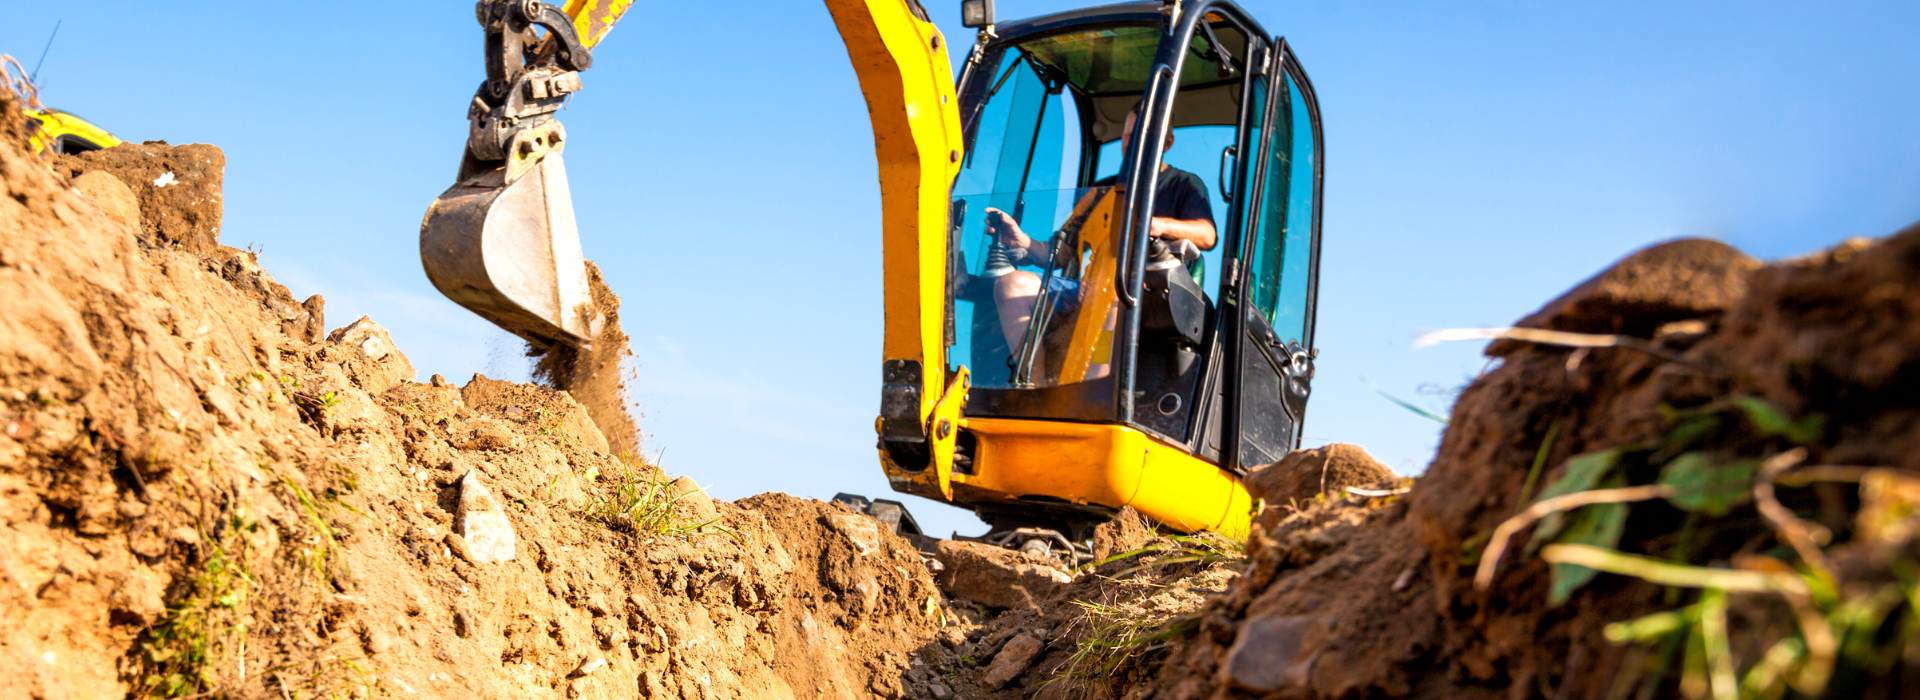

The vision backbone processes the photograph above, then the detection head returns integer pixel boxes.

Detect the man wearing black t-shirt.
[984,103,1216,380]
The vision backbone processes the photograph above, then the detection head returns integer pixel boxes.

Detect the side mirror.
[961,0,994,28]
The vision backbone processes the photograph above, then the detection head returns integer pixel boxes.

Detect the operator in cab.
[984,102,1216,379]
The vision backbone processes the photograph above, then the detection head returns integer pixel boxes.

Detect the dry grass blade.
[1697,589,1737,700]
[1412,326,1711,371]
[1751,448,1835,581]
[1,55,42,108]
[1414,326,1635,350]
[1773,465,1876,487]
[1475,485,1674,590]
[1538,544,1803,595]
[1782,590,1837,695]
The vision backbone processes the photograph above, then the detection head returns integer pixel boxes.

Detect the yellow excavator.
[421,0,1324,560]
[20,107,122,155]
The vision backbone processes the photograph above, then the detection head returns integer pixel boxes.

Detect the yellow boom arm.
[823,0,968,499]
[560,0,634,48]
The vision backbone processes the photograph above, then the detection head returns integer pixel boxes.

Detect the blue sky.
[10,1,1917,539]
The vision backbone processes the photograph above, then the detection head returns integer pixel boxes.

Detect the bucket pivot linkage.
[422,0,602,349]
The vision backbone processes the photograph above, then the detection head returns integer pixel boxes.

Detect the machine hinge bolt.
[936,419,953,439]
[949,150,959,162]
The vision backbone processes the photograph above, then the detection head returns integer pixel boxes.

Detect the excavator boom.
[823,0,969,501]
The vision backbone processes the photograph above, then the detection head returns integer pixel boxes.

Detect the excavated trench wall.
[0,102,966,699]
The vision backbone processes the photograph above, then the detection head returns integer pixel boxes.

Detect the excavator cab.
[874,1,1325,548]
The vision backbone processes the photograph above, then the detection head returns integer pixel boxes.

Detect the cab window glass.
[950,49,1093,390]
[1237,76,1267,234]
[1092,125,1232,296]
[55,135,105,155]
[1245,73,1315,344]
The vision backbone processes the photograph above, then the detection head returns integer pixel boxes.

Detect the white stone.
[327,316,395,359]
[572,658,607,677]
[456,472,516,563]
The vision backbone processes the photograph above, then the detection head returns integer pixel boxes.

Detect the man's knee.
[995,270,1040,300]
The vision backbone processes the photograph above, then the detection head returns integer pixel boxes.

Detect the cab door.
[1224,42,1323,471]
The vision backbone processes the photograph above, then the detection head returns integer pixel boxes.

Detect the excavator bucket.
[421,151,594,347]
[419,0,631,349]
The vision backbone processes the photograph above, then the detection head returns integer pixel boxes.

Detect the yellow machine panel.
[952,418,1252,539]
[22,108,121,156]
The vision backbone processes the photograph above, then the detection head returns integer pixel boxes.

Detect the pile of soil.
[1137,230,1920,699]
[1242,444,1400,523]
[918,510,1248,700]
[0,94,959,699]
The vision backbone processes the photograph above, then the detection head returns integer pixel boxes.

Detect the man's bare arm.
[1149,217,1217,251]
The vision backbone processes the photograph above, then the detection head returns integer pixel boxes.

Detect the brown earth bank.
[0,96,969,698]
[1138,231,1920,699]
[9,88,1920,700]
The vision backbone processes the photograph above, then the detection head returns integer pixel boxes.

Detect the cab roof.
[981,2,1272,142]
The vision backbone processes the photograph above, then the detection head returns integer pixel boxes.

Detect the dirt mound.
[890,508,1247,700]
[0,95,964,699]
[1243,443,1399,519]
[531,262,642,459]
[46,142,226,256]
[1141,229,1920,699]
[1090,506,1155,562]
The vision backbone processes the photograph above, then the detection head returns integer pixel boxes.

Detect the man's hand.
[984,207,1034,253]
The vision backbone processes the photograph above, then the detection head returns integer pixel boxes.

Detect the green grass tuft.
[583,459,723,538]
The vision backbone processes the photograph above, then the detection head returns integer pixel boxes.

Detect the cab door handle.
[1218,144,1237,203]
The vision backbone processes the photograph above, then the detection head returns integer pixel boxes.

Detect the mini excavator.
[20,107,121,155]
[422,0,1325,561]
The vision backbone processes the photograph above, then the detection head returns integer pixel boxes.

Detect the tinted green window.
[1245,73,1314,344]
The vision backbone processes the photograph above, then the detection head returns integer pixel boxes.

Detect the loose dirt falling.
[530,261,643,459]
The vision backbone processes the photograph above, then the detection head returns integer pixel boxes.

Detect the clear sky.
[9,1,1917,539]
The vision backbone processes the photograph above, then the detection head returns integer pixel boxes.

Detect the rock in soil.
[456,471,517,563]
[69,170,137,230]
[670,474,719,523]
[935,539,1072,609]
[1091,506,1154,561]
[982,631,1045,689]
[46,140,225,253]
